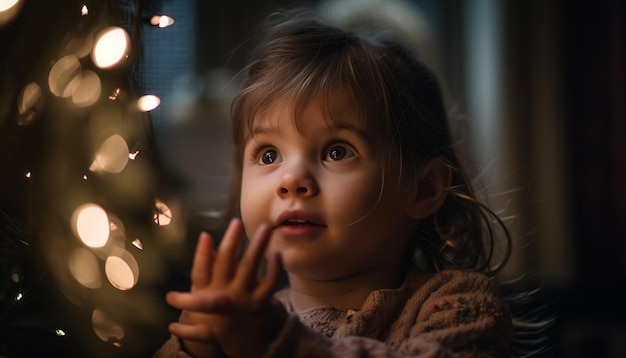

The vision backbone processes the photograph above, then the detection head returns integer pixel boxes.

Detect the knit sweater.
[154,269,511,357]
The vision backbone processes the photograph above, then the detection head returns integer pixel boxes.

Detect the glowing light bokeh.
[18,82,41,114]
[16,82,42,125]
[81,5,88,16]
[92,27,130,69]
[92,308,124,343]
[91,134,129,173]
[137,94,160,112]
[153,200,172,226]
[63,34,94,59]
[68,248,102,289]
[131,238,143,250]
[72,204,110,247]
[48,55,82,97]
[72,70,101,107]
[108,88,121,100]
[0,0,19,11]
[0,0,21,26]
[55,329,66,337]
[149,15,174,28]
[104,250,138,290]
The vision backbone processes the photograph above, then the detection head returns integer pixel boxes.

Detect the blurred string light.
[149,15,174,28]
[3,1,181,350]
[90,134,130,173]
[137,94,160,112]
[92,308,124,347]
[92,26,130,69]
[0,0,22,26]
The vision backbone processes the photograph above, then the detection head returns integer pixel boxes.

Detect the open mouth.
[283,219,318,226]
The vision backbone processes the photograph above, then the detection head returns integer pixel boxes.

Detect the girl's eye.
[325,145,355,161]
[258,149,281,165]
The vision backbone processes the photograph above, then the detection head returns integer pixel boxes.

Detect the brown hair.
[230,9,511,276]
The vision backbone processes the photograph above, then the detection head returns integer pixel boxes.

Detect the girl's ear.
[407,157,452,219]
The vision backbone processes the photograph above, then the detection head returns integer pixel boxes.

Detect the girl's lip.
[274,209,325,228]
[275,224,324,236]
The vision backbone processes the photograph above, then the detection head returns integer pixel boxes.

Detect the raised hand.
[166,218,286,358]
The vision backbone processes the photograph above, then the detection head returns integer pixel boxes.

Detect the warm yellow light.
[131,238,143,250]
[0,0,21,26]
[150,15,174,28]
[92,309,124,343]
[68,248,102,288]
[105,250,138,290]
[91,134,129,173]
[137,94,160,112]
[55,329,66,337]
[72,70,101,107]
[0,0,19,11]
[17,83,41,126]
[72,204,110,248]
[153,200,172,226]
[92,27,130,69]
[108,88,121,100]
[18,82,41,115]
[48,55,82,97]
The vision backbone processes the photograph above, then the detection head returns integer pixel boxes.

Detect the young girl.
[156,8,512,358]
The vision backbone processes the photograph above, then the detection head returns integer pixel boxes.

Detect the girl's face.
[239,90,418,282]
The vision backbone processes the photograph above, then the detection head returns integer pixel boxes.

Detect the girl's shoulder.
[408,268,498,297]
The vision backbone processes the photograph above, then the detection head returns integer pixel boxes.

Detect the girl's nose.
[277,164,319,198]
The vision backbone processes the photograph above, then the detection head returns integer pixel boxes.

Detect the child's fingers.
[234,223,272,289]
[254,251,283,303]
[190,232,215,290]
[213,218,244,282]
[168,322,214,342]
[166,291,233,312]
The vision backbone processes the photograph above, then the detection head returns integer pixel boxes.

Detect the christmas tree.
[1,1,182,356]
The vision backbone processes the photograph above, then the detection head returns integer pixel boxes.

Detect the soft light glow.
[72,70,101,107]
[17,82,42,125]
[15,292,22,301]
[48,55,82,98]
[105,250,138,290]
[81,4,88,15]
[18,82,41,113]
[154,200,172,226]
[128,150,139,160]
[137,94,160,112]
[72,204,110,248]
[91,134,129,173]
[0,0,21,26]
[61,33,94,59]
[25,171,31,178]
[0,0,19,11]
[92,309,124,343]
[92,27,130,69]
[69,248,102,289]
[131,238,143,250]
[108,88,121,100]
[149,15,174,28]
[55,329,66,337]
